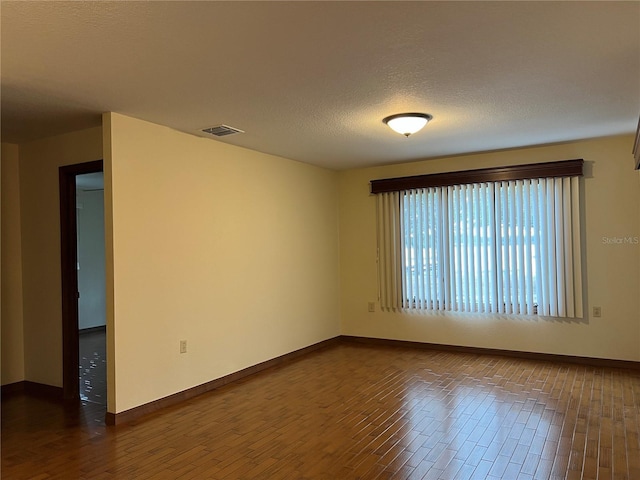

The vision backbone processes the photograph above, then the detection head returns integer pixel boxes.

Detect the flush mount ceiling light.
[383,113,433,137]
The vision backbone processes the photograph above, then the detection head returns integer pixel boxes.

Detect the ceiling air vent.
[201,125,245,137]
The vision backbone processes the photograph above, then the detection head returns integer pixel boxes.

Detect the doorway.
[76,171,106,404]
[59,160,104,403]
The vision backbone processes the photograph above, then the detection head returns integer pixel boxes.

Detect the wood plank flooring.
[2,343,640,479]
[79,328,107,406]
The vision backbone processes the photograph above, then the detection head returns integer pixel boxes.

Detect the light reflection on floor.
[79,328,106,406]
[398,355,559,473]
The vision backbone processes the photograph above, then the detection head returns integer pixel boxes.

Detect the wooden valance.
[370,159,584,194]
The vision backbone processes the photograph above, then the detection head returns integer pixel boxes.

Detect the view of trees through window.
[401,181,549,314]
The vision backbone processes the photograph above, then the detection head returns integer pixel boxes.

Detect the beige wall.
[18,128,103,386]
[339,135,640,361]
[105,113,341,413]
[1,143,25,385]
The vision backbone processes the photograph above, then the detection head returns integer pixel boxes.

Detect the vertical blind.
[376,175,583,318]
[376,191,403,310]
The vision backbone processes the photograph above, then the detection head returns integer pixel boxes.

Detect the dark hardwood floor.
[2,343,639,479]
[79,328,107,406]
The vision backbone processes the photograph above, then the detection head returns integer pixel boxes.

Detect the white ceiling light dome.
[383,113,433,137]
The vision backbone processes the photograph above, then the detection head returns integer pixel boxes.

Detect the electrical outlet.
[592,306,602,318]
[180,340,187,354]
[368,302,375,313]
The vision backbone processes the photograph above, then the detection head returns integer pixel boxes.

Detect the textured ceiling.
[2,1,639,170]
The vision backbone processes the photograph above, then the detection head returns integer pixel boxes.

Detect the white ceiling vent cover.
[201,125,245,137]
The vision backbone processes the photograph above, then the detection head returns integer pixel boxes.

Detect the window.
[372,160,584,318]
